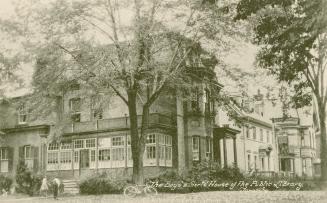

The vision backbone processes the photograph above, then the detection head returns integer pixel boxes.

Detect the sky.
[0,0,263,98]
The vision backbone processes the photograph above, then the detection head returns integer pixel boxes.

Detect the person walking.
[53,177,60,200]
[40,176,49,197]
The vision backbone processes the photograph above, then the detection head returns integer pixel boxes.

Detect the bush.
[79,172,128,195]
[15,161,42,196]
[0,175,13,192]
[148,161,314,193]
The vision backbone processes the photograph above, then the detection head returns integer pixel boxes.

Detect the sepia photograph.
[0,0,326,202]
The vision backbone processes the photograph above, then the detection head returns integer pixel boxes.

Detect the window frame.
[24,145,33,160]
[192,136,200,161]
[18,104,27,124]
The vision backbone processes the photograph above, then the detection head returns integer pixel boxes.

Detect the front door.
[80,149,89,169]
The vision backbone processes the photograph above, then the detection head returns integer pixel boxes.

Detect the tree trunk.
[318,100,327,181]
[127,89,144,184]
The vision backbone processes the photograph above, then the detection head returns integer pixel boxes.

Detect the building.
[215,93,278,176]
[0,41,224,179]
[272,117,316,177]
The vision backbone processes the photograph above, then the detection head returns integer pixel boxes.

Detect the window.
[0,148,8,160]
[166,147,172,161]
[90,150,96,162]
[159,146,165,160]
[48,143,59,151]
[127,136,131,145]
[91,96,103,120]
[253,127,256,140]
[69,98,81,122]
[0,148,9,173]
[146,146,156,159]
[191,88,200,111]
[24,146,33,159]
[112,148,124,161]
[48,152,58,164]
[260,129,263,142]
[112,137,124,146]
[61,142,72,150]
[18,104,27,124]
[147,134,156,144]
[99,149,110,161]
[254,156,257,170]
[246,126,250,139]
[74,151,79,163]
[267,131,270,143]
[247,154,251,171]
[192,136,200,161]
[60,151,72,164]
[206,137,212,158]
[74,140,84,149]
[86,139,96,148]
[261,158,265,171]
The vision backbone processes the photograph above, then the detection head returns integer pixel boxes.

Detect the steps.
[61,179,79,194]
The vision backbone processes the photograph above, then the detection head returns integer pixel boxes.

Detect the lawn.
[0,191,327,203]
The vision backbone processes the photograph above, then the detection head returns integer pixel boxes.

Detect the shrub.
[15,161,42,196]
[79,172,128,195]
[0,175,13,192]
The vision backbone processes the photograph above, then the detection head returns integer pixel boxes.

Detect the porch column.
[233,137,237,166]
[223,137,227,168]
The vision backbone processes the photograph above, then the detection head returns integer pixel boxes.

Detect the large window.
[112,137,124,146]
[60,151,72,164]
[0,148,9,173]
[246,126,250,139]
[146,134,156,160]
[86,139,96,148]
[112,148,124,161]
[99,149,110,161]
[74,140,84,149]
[24,145,33,159]
[192,136,200,161]
[0,148,8,160]
[48,143,59,151]
[18,104,27,124]
[146,146,156,159]
[69,98,81,122]
[191,88,200,111]
[260,129,263,142]
[91,96,103,120]
[48,152,59,164]
[252,127,257,140]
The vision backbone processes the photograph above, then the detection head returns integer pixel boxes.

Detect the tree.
[235,0,327,180]
[0,0,243,184]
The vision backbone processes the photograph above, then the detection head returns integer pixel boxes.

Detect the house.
[272,116,317,178]
[0,40,224,179]
[215,92,278,176]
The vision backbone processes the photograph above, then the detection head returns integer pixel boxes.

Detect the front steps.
[61,179,79,194]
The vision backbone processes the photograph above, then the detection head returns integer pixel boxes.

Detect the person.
[52,177,60,200]
[40,176,49,197]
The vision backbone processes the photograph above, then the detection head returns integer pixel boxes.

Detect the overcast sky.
[0,0,261,97]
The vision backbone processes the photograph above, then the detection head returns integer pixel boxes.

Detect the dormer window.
[18,104,27,124]
[69,98,81,122]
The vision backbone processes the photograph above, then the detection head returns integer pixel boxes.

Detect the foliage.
[15,161,42,196]
[235,0,327,180]
[79,172,128,195]
[0,175,13,192]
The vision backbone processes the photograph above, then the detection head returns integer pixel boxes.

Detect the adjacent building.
[273,117,317,177]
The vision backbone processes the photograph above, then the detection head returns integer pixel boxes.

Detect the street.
[1,191,327,203]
